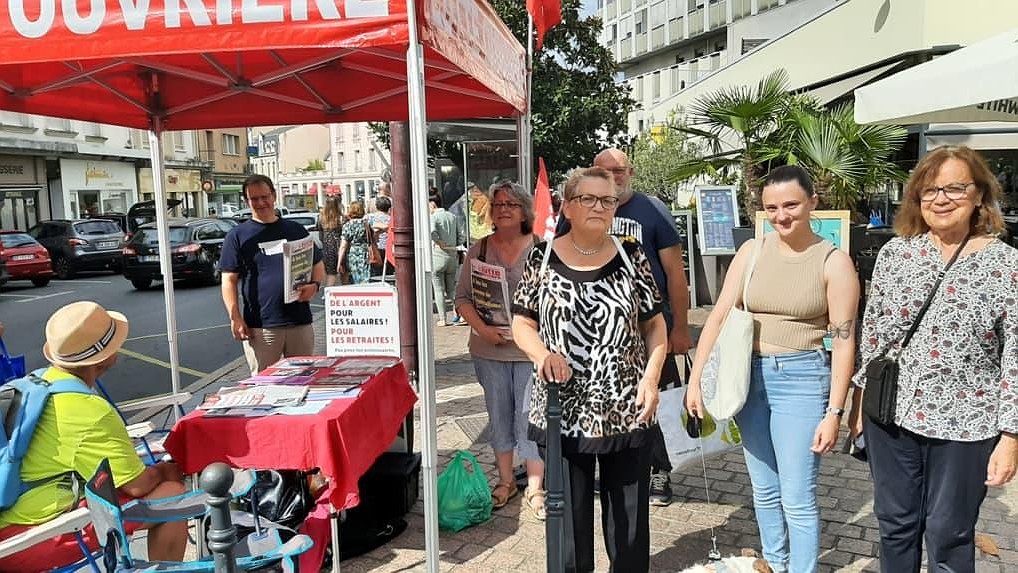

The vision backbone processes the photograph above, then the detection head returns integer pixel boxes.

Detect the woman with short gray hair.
[454,179,546,519]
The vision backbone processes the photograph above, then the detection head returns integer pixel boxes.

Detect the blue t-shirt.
[557,192,680,308]
[220,218,323,328]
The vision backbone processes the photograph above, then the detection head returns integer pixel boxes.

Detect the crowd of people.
[457,145,1016,573]
[0,144,1014,573]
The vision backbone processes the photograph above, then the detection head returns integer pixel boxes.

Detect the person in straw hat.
[0,301,188,570]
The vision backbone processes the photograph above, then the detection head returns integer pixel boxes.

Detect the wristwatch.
[825,406,845,418]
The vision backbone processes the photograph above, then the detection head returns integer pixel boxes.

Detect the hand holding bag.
[863,235,970,425]
[700,238,763,420]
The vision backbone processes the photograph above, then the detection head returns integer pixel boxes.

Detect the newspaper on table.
[199,384,308,410]
[469,258,512,337]
[282,236,315,304]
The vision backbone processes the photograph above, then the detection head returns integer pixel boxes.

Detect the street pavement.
[0,271,252,402]
[155,307,1018,572]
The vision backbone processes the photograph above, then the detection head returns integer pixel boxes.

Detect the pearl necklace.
[569,234,605,256]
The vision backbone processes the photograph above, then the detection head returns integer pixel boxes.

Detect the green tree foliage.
[370,0,635,183]
[491,0,635,180]
[670,69,906,219]
[629,114,703,205]
[303,158,326,171]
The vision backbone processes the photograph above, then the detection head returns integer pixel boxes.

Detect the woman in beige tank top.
[686,166,860,573]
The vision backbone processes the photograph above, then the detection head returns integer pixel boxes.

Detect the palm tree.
[669,69,792,219]
[761,102,907,212]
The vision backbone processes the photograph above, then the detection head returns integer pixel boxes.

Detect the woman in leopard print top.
[512,167,667,573]
[851,146,1017,573]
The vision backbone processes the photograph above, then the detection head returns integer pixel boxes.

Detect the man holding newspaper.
[221,174,326,374]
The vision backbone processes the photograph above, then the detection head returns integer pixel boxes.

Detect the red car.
[0,231,54,287]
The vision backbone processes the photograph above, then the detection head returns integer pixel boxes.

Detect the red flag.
[532,158,556,240]
[385,209,396,266]
[527,0,562,51]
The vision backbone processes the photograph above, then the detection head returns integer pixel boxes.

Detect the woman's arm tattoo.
[828,319,856,340]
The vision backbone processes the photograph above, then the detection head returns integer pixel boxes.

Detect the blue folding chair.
[85,459,313,572]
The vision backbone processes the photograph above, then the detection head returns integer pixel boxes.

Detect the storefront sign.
[139,167,203,195]
[0,155,38,185]
[325,284,401,357]
[60,158,137,191]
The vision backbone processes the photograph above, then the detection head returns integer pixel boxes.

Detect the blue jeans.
[734,350,830,573]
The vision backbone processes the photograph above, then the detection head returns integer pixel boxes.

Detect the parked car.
[282,212,320,246]
[28,219,124,279]
[0,231,54,287]
[0,258,8,288]
[217,204,239,217]
[124,199,184,239]
[233,206,295,221]
[122,218,233,290]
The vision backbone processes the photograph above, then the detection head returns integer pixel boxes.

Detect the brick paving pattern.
[159,307,1018,572]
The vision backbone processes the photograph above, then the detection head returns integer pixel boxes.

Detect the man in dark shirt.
[220,174,325,374]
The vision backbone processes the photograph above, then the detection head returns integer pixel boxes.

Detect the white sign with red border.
[324,284,400,357]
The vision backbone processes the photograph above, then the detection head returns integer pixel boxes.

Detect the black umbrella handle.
[545,382,565,573]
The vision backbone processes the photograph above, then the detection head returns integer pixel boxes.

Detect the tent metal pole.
[148,122,183,420]
[405,0,440,571]
[521,13,534,194]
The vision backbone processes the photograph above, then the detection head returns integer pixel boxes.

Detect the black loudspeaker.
[355,451,422,519]
[330,452,421,563]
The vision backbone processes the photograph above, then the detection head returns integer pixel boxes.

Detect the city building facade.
[250,123,390,212]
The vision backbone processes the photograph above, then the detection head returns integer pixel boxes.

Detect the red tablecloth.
[164,362,417,511]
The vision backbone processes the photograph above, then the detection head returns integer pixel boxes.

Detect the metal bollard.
[545,382,565,573]
[200,463,238,573]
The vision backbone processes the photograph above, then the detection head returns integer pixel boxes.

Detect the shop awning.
[855,27,1018,125]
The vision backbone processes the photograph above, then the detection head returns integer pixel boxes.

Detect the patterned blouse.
[512,236,662,453]
[853,234,1018,441]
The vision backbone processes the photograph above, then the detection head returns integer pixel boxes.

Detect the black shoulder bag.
[863,235,970,425]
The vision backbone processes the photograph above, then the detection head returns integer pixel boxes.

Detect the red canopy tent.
[0,1,526,569]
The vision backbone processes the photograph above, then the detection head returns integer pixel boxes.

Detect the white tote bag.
[700,238,762,420]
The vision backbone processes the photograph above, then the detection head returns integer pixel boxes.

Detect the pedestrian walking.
[431,192,465,326]
[319,196,344,288]
[339,201,372,285]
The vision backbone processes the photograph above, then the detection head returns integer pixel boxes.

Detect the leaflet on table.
[198,384,308,410]
[273,357,341,368]
[469,258,511,330]
[331,356,399,376]
[243,365,318,385]
[306,386,362,400]
[282,236,315,304]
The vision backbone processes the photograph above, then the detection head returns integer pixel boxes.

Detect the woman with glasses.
[687,165,859,573]
[454,181,545,518]
[851,146,1017,573]
[512,167,667,572]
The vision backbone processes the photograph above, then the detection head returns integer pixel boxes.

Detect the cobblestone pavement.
[159,308,1018,572]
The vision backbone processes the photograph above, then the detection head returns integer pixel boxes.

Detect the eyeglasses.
[606,167,630,175]
[919,182,974,202]
[570,194,620,209]
[491,202,522,210]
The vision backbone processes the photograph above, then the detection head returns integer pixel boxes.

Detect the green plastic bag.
[437,450,493,532]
